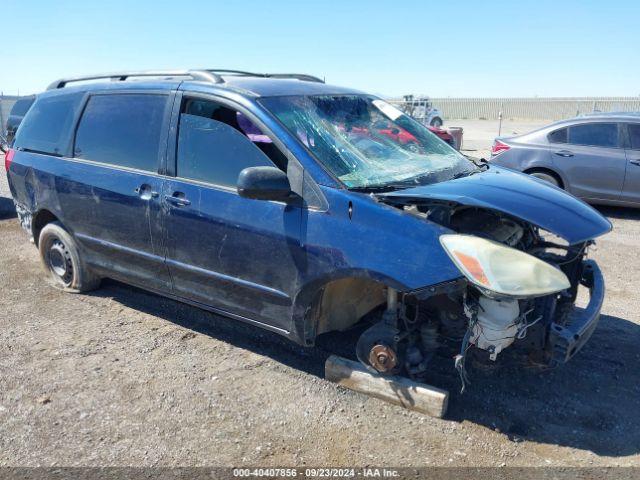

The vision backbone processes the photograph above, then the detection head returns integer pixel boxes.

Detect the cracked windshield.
[261,95,476,189]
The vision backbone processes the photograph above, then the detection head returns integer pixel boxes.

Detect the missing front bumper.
[548,260,604,365]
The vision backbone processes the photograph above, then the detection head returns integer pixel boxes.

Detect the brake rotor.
[368,344,398,373]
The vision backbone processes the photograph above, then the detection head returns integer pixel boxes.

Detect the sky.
[1,0,639,98]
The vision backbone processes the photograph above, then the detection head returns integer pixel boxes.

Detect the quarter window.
[548,128,567,144]
[567,123,619,148]
[13,93,82,155]
[176,99,284,187]
[74,94,168,172]
[627,124,640,150]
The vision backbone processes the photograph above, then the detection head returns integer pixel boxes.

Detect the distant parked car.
[372,119,454,148]
[5,95,35,145]
[428,126,455,147]
[490,114,640,207]
[582,111,640,118]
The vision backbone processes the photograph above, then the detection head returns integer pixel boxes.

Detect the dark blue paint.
[6,78,612,346]
[14,153,172,291]
[382,166,612,245]
[162,177,301,331]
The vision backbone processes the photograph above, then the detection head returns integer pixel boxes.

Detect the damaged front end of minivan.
[350,169,610,391]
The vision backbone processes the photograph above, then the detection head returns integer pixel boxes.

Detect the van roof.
[42,70,364,98]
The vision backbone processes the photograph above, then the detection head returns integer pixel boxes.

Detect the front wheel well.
[32,209,60,246]
[524,167,564,189]
[299,277,388,344]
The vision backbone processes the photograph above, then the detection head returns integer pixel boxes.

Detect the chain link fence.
[4,94,640,129]
[389,97,640,121]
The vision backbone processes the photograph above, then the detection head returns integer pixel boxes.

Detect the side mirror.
[237,166,294,201]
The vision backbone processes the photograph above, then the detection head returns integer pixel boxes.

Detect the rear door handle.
[630,159,640,166]
[164,193,191,207]
[135,184,159,200]
[554,150,574,157]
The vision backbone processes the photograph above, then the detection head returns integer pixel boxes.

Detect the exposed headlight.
[440,234,570,297]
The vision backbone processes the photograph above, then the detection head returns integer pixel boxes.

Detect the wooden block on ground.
[325,354,449,418]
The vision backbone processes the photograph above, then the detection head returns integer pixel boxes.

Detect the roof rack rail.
[266,73,325,83]
[47,69,324,90]
[204,69,324,83]
[46,70,224,90]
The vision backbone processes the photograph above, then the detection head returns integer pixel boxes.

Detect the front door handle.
[554,150,574,157]
[630,159,640,166]
[164,193,191,207]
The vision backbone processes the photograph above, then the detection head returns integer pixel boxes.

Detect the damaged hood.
[380,166,612,244]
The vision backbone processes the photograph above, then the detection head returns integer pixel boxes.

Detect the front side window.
[567,123,619,148]
[260,95,475,189]
[74,94,168,172]
[176,98,283,187]
[14,93,82,155]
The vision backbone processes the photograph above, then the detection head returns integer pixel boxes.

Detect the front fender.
[304,187,462,289]
[290,186,463,343]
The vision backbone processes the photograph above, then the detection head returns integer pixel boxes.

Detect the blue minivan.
[5,70,611,384]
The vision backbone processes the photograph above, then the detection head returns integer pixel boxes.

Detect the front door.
[162,97,302,332]
[61,92,172,291]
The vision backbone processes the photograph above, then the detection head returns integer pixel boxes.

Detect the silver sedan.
[489,114,640,207]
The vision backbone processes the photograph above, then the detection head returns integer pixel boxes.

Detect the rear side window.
[548,128,567,144]
[13,93,82,155]
[567,123,619,148]
[627,124,640,150]
[74,94,167,172]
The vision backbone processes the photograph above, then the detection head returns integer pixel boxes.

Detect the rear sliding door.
[62,92,172,291]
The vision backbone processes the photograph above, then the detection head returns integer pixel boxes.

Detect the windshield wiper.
[452,162,489,180]
[467,156,490,170]
[351,160,490,192]
[452,170,480,179]
[349,183,414,193]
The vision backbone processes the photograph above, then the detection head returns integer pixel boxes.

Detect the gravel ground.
[1,145,640,468]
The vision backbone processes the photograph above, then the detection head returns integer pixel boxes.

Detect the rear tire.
[528,169,562,188]
[430,117,443,128]
[38,222,100,293]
